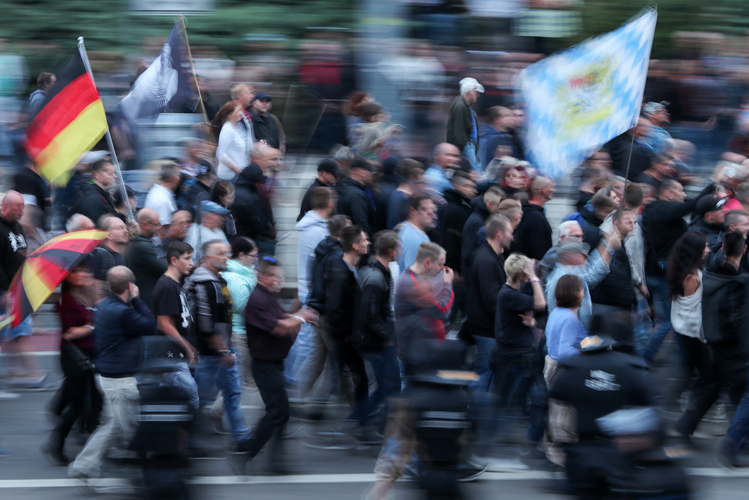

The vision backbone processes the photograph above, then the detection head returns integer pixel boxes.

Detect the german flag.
[24,50,107,184]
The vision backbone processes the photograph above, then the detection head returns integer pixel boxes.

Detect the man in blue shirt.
[424,143,461,195]
[397,193,437,272]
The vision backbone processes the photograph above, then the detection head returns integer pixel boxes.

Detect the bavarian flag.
[24,50,107,185]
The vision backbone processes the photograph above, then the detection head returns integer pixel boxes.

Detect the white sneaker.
[469,455,529,472]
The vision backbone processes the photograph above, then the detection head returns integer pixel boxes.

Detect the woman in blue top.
[543,274,585,465]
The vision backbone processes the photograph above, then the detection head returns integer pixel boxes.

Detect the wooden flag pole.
[178,16,209,124]
[77,36,134,222]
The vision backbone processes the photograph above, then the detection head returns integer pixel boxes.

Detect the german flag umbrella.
[8,229,108,328]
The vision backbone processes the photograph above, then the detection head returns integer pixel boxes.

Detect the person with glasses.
[535,221,584,285]
[236,256,318,474]
[125,208,168,311]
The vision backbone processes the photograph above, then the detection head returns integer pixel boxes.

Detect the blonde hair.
[504,253,529,282]
[415,242,445,265]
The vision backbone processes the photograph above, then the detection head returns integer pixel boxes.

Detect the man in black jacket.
[125,208,167,311]
[349,230,401,432]
[461,186,503,282]
[251,92,284,151]
[510,176,554,261]
[689,195,727,252]
[460,215,513,380]
[183,161,215,218]
[297,159,341,222]
[641,179,715,362]
[447,77,484,172]
[233,163,275,251]
[297,215,354,407]
[325,226,370,413]
[440,171,476,276]
[75,159,118,225]
[68,266,156,479]
[337,158,375,237]
[591,208,636,314]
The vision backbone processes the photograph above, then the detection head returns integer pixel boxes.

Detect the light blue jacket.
[221,259,257,336]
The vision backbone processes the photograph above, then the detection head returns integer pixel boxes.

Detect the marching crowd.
[3,73,749,499]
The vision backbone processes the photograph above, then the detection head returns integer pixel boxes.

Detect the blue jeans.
[633,298,652,356]
[348,345,401,426]
[463,143,482,172]
[284,323,311,387]
[194,352,250,443]
[476,355,527,456]
[643,275,671,362]
[469,336,496,423]
[726,368,749,451]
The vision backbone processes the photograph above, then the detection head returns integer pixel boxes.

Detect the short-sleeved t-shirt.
[245,284,294,362]
[152,274,191,339]
[496,284,535,350]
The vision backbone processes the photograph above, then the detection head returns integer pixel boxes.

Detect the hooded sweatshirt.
[183,266,232,356]
[233,164,274,242]
[478,124,513,169]
[295,210,329,300]
[306,236,344,314]
[509,201,553,261]
[221,259,257,336]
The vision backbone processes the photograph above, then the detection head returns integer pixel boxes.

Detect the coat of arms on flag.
[518,8,658,179]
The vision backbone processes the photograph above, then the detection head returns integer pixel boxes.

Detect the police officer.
[549,332,656,500]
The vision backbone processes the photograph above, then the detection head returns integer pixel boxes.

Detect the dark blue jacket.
[94,295,156,378]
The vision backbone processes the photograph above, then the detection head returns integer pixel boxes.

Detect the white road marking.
[0,468,745,488]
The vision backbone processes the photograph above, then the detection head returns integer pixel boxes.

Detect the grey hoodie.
[295,210,329,300]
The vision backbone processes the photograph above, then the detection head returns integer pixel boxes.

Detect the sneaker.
[354,428,383,446]
[0,390,19,401]
[187,447,225,460]
[468,454,528,472]
[456,462,488,482]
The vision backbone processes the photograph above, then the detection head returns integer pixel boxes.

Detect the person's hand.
[188,347,200,366]
[299,308,319,326]
[606,229,622,252]
[129,283,140,299]
[442,266,455,284]
[638,283,649,299]
[523,259,537,281]
[519,311,536,328]
[221,352,236,368]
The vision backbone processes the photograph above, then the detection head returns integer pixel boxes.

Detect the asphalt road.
[2,352,749,500]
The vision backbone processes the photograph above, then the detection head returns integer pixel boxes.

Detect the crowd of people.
[3,72,749,499]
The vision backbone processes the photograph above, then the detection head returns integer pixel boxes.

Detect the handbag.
[61,340,94,374]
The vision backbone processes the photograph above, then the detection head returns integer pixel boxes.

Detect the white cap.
[460,77,485,95]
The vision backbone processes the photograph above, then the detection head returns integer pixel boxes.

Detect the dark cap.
[255,92,271,102]
[696,195,727,217]
[317,158,341,177]
[579,334,617,353]
[350,157,372,172]
[112,185,136,206]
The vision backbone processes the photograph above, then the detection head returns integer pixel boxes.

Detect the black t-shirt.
[152,274,191,339]
[496,284,535,350]
[245,284,294,362]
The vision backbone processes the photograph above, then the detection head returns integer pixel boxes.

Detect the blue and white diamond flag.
[518,8,657,179]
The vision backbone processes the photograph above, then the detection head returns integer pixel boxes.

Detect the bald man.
[125,208,167,310]
[424,143,461,194]
[0,191,41,384]
[509,176,555,260]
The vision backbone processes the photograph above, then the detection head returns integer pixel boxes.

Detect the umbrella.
[8,229,108,328]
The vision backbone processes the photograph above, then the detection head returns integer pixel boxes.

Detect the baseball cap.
[459,77,485,94]
[201,200,230,215]
[350,157,373,172]
[317,158,342,177]
[557,241,591,258]
[255,92,271,101]
[695,195,727,217]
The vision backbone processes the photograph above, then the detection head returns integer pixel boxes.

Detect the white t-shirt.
[144,183,177,225]
[216,122,249,181]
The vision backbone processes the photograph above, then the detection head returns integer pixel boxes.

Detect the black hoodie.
[232,164,274,242]
[440,188,472,274]
[306,236,344,314]
[337,177,375,237]
[509,201,552,261]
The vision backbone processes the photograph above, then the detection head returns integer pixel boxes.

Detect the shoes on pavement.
[468,454,528,473]
[456,462,488,482]
[187,447,225,460]
[0,389,20,400]
[40,443,70,466]
[716,438,742,469]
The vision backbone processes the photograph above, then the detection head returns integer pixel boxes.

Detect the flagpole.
[77,37,134,222]
[178,16,209,124]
